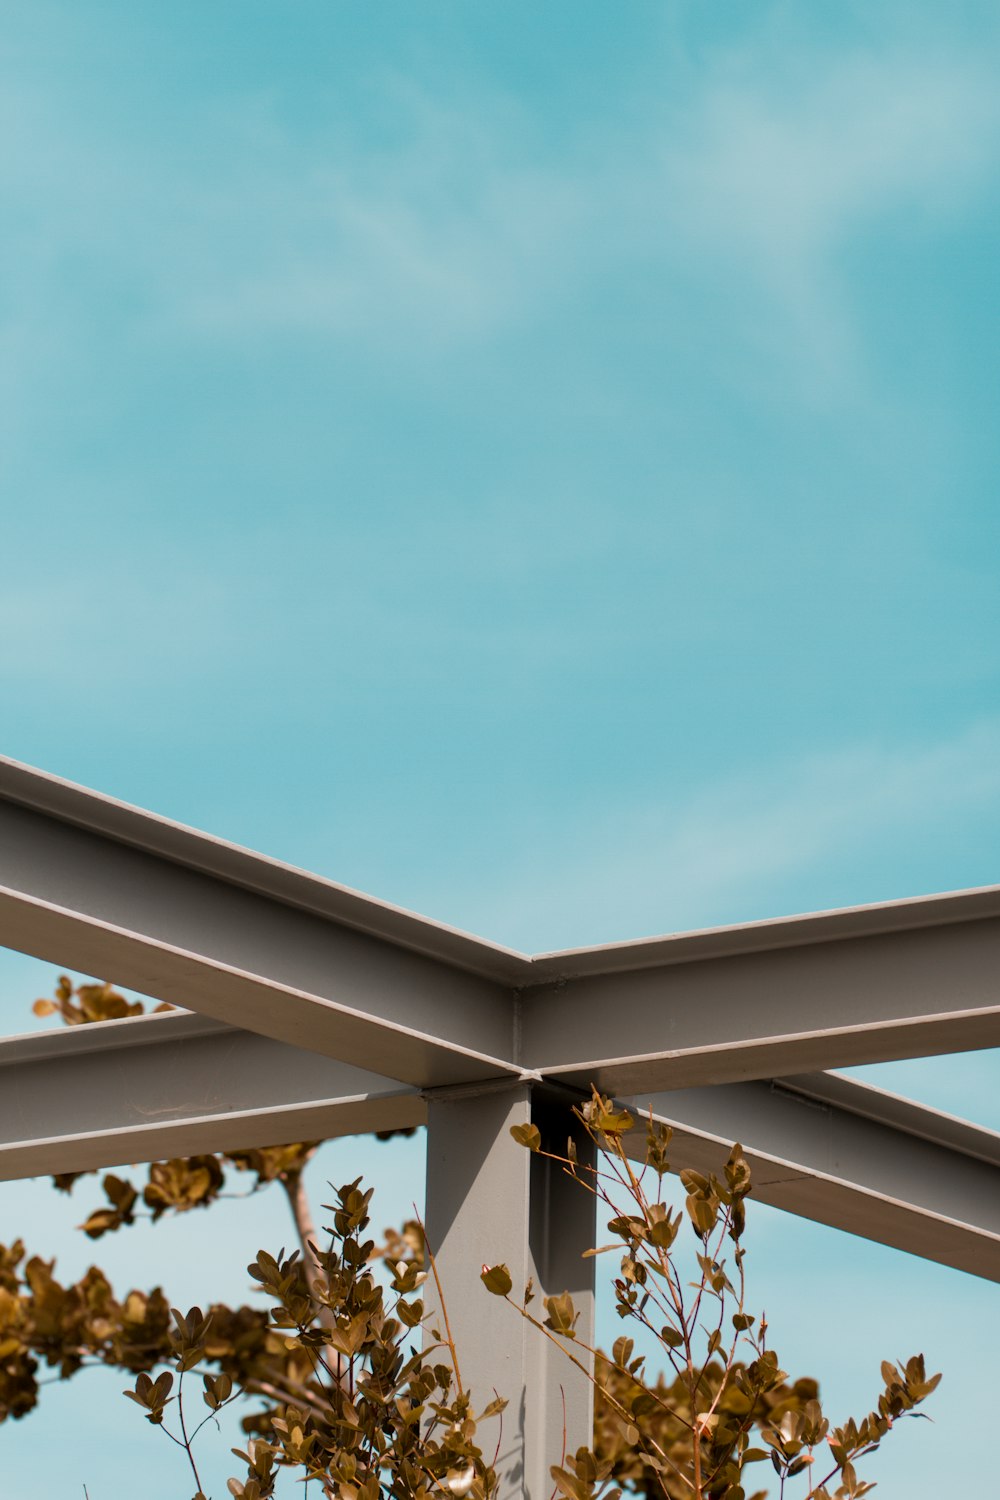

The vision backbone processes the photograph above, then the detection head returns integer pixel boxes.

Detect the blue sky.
[1,0,999,1494]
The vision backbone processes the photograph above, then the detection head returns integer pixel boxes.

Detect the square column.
[424,1082,596,1500]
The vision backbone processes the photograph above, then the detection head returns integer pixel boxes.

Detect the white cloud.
[479,720,1000,950]
[643,45,1000,385]
[0,569,239,690]
[663,51,999,260]
[1,22,998,391]
[148,41,1000,376]
[162,155,586,345]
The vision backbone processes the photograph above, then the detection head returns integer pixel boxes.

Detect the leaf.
[446,1465,476,1496]
[510,1124,542,1152]
[480,1264,513,1297]
[687,1196,718,1237]
[612,1337,634,1368]
[543,1292,578,1338]
[550,1466,592,1500]
[397,1297,424,1328]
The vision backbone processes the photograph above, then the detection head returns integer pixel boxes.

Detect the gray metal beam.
[7,1006,997,1288]
[424,1084,596,1500]
[0,1010,424,1179]
[0,757,527,1089]
[7,755,1000,1099]
[5,754,1000,1295]
[0,756,528,982]
[626,1072,1000,1282]
[522,888,1000,1093]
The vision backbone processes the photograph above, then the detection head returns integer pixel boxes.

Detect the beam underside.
[1,755,999,1287]
[0,1014,424,1178]
[0,1015,996,1284]
[629,1079,1000,1282]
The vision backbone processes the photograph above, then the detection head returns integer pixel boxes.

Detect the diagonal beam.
[0,1010,424,1180]
[0,757,531,1089]
[625,1072,1000,1283]
[521,887,1000,1093]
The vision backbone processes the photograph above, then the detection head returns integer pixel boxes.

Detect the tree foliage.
[0,976,940,1499]
[487,1093,940,1500]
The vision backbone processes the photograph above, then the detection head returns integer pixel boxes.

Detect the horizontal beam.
[626,1073,1000,1282]
[521,891,1000,1093]
[0,1010,424,1180]
[6,753,1000,1296]
[0,758,527,1089]
[3,1009,998,1287]
[0,757,527,982]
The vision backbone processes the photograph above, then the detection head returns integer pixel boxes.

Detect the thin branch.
[175,1374,205,1499]
[415,1205,464,1399]
[280,1168,329,1313]
[509,1295,696,1493]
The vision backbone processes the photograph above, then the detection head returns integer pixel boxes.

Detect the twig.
[280,1164,335,1331]
[414,1204,464,1398]
[175,1374,205,1499]
[547,1385,568,1500]
[510,1296,695,1493]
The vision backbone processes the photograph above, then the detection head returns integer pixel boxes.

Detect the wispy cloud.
[0,73,591,353]
[4,20,997,384]
[650,45,1000,385]
[0,569,239,690]
[156,39,1000,387]
[158,97,589,346]
[477,720,1000,950]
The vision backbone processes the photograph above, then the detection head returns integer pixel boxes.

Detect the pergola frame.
[1,756,998,1498]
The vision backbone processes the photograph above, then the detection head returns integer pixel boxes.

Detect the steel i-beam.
[0,757,525,1089]
[0,1009,425,1177]
[626,1073,1000,1282]
[520,891,1000,1093]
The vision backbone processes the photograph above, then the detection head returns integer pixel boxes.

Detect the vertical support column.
[424,1082,596,1500]
[525,1089,596,1491]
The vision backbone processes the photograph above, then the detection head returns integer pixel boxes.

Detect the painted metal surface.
[521,914,1000,1091]
[0,797,520,1089]
[629,1074,1000,1282]
[2,754,999,1495]
[2,1006,997,1286]
[425,1084,596,1500]
[0,1009,423,1177]
[3,754,999,1097]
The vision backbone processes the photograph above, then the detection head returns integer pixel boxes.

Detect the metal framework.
[1,756,998,1497]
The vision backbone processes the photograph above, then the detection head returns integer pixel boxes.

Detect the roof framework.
[1,755,998,1498]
